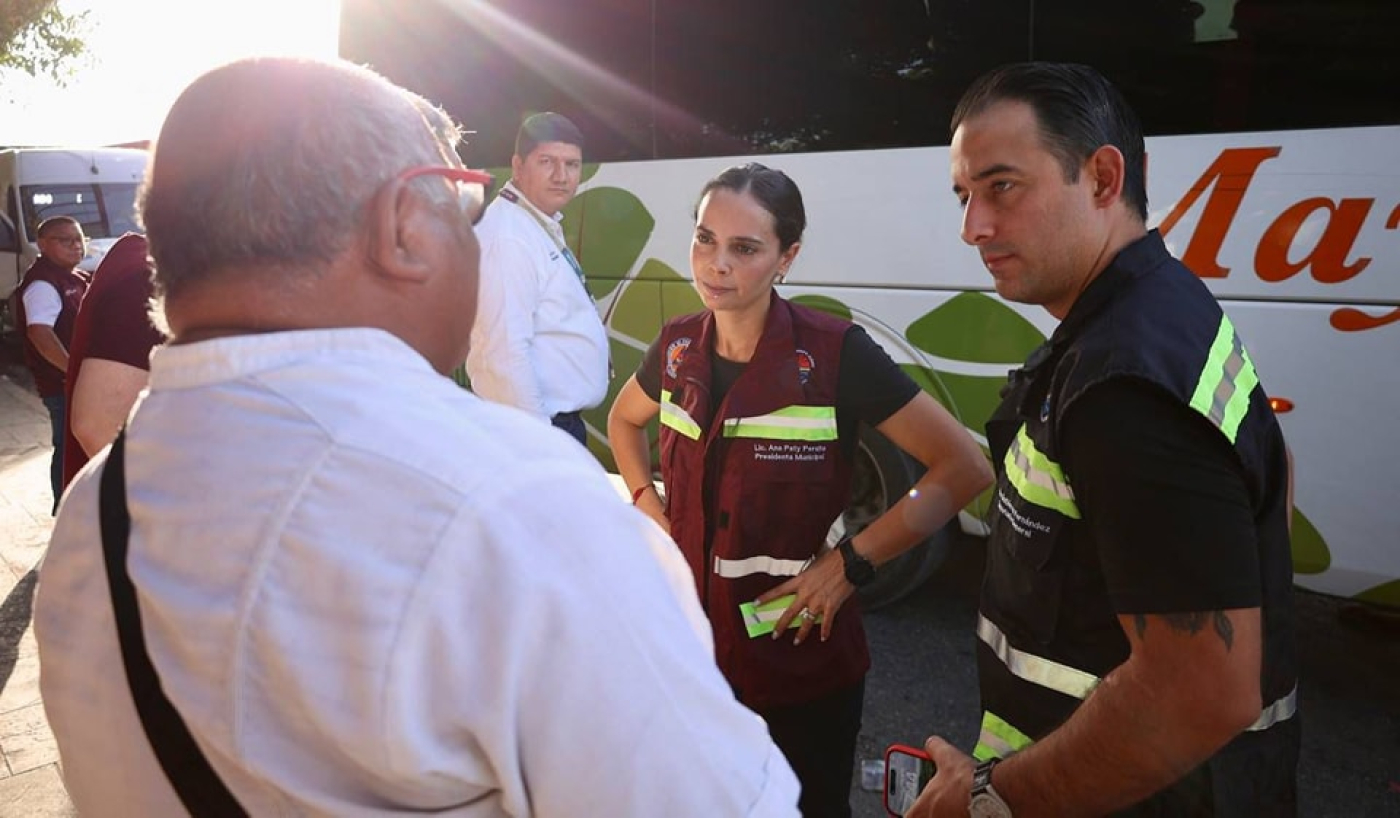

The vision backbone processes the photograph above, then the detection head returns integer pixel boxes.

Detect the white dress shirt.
[36,328,798,817]
[465,182,610,420]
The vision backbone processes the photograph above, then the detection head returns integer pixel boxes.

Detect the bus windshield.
[21,182,142,242]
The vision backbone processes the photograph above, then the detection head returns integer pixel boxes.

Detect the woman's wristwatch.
[970,758,1013,817]
[837,535,876,586]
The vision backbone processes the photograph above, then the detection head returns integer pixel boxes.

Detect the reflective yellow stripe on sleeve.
[1189,313,1259,444]
[722,405,838,441]
[659,389,702,440]
[1003,425,1081,519]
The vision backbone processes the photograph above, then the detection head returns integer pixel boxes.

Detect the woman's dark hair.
[950,62,1148,221]
[695,162,806,251]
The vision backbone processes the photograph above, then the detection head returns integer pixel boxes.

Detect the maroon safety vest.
[657,295,868,709]
[16,256,88,398]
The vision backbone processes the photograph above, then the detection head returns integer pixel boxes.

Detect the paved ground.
[0,335,74,816]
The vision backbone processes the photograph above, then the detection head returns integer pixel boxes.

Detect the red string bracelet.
[631,484,650,505]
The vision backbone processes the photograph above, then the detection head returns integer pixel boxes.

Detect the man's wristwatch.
[837,535,876,587]
[969,758,1013,818]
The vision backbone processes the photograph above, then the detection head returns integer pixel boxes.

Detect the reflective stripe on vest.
[659,389,702,440]
[980,614,1298,752]
[1188,314,1259,444]
[714,554,814,579]
[1002,425,1081,520]
[1248,683,1298,732]
[978,614,1100,700]
[721,405,838,441]
[974,710,1035,762]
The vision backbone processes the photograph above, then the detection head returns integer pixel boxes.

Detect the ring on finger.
[798,607,816,621]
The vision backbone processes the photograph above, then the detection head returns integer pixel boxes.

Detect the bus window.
[1032,0,1400,135]
[22,182,142,241]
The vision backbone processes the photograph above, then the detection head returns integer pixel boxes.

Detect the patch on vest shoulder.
[795,349,814,385]
[665,337,692,378]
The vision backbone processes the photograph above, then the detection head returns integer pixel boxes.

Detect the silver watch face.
[970,791,1013,818]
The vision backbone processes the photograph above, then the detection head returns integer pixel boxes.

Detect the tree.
[0,0,89,83]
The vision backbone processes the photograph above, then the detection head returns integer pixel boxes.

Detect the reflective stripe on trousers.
[975,613,1298,759]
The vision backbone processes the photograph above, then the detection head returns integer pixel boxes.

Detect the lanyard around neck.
[499,185,588,291]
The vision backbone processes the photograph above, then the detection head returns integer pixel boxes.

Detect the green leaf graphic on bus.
[907,292,1044,363]
[904,292,1044,440]
[581,257,701,468]
[564,185,654,300]
[1289,508,1330,575]
[790,294,853,322]
[1357,578,1400,608]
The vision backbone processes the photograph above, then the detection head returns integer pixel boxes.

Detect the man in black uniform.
[910,63,1299,817]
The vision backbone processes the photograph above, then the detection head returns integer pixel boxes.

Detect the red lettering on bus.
[1330,306,1400,332]
[1159,147,1281,278]
[1255,198,1374,284]
[1162,149,1395,333]
[1325,201,1398,331]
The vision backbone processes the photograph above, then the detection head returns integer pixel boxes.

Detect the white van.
[0,147,149,309]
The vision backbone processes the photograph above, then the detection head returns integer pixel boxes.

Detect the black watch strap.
[837,535,876,587]
[972,757,998,791]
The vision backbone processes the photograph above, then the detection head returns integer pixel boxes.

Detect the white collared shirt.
[36,328,798,817]
[465,182,610,420]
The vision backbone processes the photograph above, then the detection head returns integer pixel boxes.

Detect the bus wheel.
[835,424,951,611]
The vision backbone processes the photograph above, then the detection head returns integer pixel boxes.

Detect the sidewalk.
[0,357,76,815]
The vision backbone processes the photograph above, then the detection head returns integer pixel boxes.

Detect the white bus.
[0,147,149,303]
[341,0,1400,608]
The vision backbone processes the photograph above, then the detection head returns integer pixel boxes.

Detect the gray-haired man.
[35,56,798,817]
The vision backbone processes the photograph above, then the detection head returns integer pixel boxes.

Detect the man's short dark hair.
[36,216,81,238]
[951,62,1148,222]
[514,112,584,159]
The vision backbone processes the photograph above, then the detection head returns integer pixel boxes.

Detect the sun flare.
[2,0,341,147]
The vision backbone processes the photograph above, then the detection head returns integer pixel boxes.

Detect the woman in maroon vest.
[609,164,992,817]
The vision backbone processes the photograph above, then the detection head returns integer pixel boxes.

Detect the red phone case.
[883,743,934,816]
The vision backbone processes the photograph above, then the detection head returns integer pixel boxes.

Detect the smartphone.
[883,744,936,817]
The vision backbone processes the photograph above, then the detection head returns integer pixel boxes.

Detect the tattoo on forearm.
[1132,611,1235,651]
[1212,612,1235,650]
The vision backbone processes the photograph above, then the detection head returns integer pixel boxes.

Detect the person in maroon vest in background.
[15,216,89,513]
[62,232,166,488]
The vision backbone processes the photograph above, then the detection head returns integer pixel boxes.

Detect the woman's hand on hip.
[755,549,854,645]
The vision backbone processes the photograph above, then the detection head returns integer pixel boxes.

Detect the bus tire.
[843,424,951,611]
